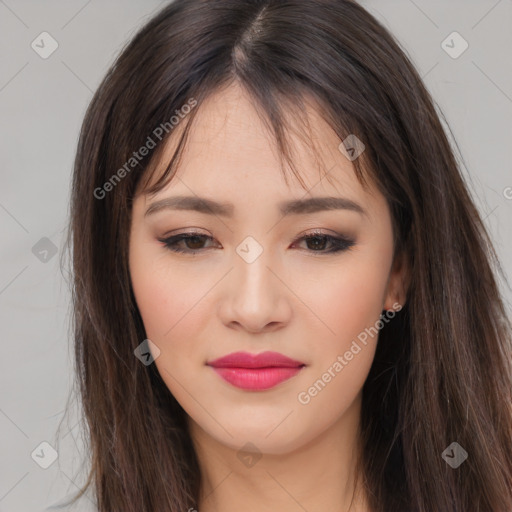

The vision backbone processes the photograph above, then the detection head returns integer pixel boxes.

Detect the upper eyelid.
[160,227,350,238]
[160,230,348,241]
[159,231,355,249]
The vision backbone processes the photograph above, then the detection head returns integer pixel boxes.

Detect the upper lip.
[207,351,305,369]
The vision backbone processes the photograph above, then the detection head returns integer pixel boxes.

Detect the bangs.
[134,78,374,201]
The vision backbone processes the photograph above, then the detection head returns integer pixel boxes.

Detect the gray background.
[0,1,511,510]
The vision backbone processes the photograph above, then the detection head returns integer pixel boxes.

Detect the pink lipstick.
[207,351,305,391]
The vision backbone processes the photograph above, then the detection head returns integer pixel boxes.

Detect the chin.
[192,408,321,456]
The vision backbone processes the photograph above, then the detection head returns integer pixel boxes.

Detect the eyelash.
[157,229,355,255]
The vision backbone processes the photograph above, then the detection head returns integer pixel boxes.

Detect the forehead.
[140,82,382,214]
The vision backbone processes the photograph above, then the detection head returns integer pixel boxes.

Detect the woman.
[53,0,512,510]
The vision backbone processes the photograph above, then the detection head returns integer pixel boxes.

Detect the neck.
[188,392,369,512]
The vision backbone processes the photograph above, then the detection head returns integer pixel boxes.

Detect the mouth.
[206,351,306,391]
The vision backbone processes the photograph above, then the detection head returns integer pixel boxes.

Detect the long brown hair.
[58,1,512,510]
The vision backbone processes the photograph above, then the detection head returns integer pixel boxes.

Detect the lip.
[207,351,305,391]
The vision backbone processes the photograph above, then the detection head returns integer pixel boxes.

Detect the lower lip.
[210,366,303,390]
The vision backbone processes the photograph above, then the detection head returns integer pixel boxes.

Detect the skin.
[129,81,408,512]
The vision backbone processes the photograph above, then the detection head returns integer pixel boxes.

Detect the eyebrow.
[144,195,367,218]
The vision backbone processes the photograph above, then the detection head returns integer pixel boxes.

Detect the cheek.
[290,256,391,434]
[129,243,208,354]
[294,251,392,349]
[130,257,214,411]
[336,264,388,335]
[289,243,393,412]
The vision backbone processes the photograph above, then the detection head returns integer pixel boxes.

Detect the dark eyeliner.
[158,232,214,254]
[158,231,355,255]
[292,231,355,254]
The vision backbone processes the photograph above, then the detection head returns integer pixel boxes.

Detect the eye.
[158,232,218,254]
[290,229,355,254]
[158,229,355,255]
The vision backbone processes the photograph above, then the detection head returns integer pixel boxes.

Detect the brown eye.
[291,232,355,254]
[158,233,217,254]
[158,231,355,255]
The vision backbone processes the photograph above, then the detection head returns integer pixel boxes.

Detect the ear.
[383,248,409,311]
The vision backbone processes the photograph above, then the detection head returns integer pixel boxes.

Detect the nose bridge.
[224,234,289,331]
[234,235,276,303]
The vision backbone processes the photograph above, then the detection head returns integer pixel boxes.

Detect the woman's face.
[129,82,406,455]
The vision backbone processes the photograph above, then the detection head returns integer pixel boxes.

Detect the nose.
[218,246,292,334]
